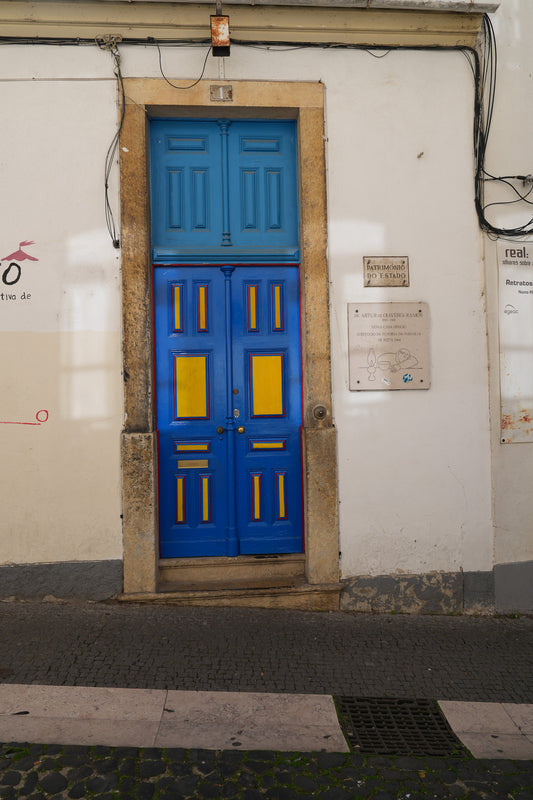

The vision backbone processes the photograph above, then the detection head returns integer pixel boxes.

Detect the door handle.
[217,425,245,434]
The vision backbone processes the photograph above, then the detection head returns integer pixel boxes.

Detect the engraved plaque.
[363,256,409,287]
[348,302,430,390]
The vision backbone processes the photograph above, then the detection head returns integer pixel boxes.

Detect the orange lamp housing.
[210,15,230,57]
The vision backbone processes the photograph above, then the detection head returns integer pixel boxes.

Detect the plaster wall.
[0,69,123,564]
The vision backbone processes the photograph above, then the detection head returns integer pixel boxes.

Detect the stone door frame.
[119,79,339,597]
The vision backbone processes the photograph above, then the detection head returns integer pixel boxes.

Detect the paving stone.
[294,773,320,791]
[119,775,136,792]
[174,774,200,794]
[221,781,241,796]
[319,788,355,800]
[0,771,22,786]
[19,772,39,796]
[66,765,93,782]
[67,782,87,799]
[242,789,264,800]
[265,787,294,800]
[138,759,166,778]
[168,761,194,777]
[34,758,58,772]
[118,756,137,776]
[85,774,119,793]
[43,746,62,756]
[38,771,68,794]
[135,781,155,800]
[163,748,188,761]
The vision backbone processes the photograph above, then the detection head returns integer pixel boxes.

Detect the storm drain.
[335,697,466,756]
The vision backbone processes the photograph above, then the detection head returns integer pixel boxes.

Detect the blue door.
[151,119,303,558]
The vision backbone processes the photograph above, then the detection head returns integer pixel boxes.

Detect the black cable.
[3,24,531,239]
[97,38,125,248]
[473,14,533,237]
[155,40,211,89]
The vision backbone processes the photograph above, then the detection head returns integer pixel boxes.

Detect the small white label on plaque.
[348,302,430,390]
[363,256,409,287]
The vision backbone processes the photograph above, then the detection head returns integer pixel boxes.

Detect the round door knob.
[237,426,245,433]
[216,426,225,434]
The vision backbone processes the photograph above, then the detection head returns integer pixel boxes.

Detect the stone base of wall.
[0,561,123,601]
[341,563,533,615]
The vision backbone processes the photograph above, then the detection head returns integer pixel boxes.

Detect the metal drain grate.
[335,697,465,756]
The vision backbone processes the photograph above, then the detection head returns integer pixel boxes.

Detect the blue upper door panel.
[150,120,223,253]
[228,121,299,255]
[150,119,299,263]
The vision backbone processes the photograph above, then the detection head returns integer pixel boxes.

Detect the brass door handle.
[237,426,245,433]
[216,426,225,434]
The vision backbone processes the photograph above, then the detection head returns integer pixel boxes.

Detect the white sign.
[348,302,430,391]
[498,241,533,443]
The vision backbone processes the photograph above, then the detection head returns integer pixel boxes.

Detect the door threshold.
[158,553,305,589]
[116,582,341,610]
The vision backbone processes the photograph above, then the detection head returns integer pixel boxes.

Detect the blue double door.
[151,119,303,558]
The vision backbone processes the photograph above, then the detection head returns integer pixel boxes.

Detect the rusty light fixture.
[211,0,230,57]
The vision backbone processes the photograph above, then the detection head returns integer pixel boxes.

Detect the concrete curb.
[1,685,533,759]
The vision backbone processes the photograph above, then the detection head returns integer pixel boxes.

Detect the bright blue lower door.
[155,265,303,557]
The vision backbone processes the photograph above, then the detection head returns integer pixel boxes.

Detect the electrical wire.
[155,40,211,90]
[474,14,533,237]
[97,37,125,248]
[3,21,531,241]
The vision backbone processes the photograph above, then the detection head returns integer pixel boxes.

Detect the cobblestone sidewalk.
[2,743,533,800]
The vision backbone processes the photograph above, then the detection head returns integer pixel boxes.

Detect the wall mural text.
[1,240,38,301]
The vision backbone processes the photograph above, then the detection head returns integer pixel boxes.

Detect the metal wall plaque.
[363,256,409,287]
[210,85,233,102]
[348,302,430,390]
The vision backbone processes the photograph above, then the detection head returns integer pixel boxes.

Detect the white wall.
[0,48,123,563]
[1,0,529,581]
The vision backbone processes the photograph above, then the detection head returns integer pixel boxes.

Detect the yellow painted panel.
[253,474,261,520]
[249,285,258,330]
[173,284,182,331]
[177,459,208,469]
[251,441,285,450]
[251,354,283,417]
[198,285,207,331]
[273,285,282,330]
[201,476,210,522]
[175,443,209,452]
[176,476,184,523]
[175,355,208,419]
[278,473,286,519]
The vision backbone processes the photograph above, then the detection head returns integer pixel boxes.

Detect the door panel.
[232,268,303,554]
[155,265,303,557]
[156,268,229,557]
[150,119,299,262]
